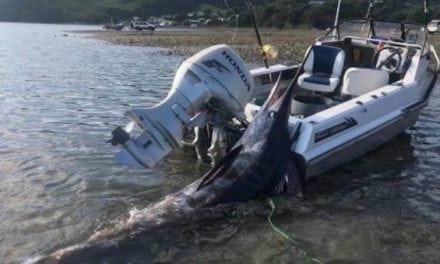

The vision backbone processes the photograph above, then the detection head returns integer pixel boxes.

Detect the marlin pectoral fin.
[196,145,244,191]
[284,159,304,197]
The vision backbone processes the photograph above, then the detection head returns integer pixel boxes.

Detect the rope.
[267,198,324,264]
[268,198,301,246]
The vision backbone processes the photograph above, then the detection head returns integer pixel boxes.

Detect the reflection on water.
[0,22,439,263]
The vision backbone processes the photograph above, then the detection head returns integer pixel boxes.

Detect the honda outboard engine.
[110,45,254,168]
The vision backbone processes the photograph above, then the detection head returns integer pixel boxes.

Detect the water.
[0,22,439,263]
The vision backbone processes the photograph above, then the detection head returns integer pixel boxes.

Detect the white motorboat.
[248,20,439,177]
[110,17,439,180]
[428,19,440,34]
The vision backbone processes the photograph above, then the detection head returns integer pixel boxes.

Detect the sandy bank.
[83,28,321,64]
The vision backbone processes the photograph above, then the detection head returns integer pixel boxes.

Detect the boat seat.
[341,67,389,97]
[298,45,345,93]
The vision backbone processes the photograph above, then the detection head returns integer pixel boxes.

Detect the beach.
[83,27,440,69]
[84,28,322,64]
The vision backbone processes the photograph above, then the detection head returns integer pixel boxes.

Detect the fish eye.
[269,111,277,118]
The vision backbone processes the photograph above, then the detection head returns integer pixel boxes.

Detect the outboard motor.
[110,45,254,168]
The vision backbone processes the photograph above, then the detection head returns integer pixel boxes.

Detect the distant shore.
[80,28,321,64]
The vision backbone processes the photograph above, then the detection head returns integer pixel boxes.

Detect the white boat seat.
[298,45,345,93]
[341,67,389,97]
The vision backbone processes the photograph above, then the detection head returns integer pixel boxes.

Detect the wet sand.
[82,28,321,64]
[83,27,440,66]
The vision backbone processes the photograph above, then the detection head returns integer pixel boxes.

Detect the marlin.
[31,77,303,263]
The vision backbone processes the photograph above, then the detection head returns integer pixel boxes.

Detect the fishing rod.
[365,0,377,38]
[245,0,270,69]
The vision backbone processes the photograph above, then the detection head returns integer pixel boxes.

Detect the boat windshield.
[332,20,427,47]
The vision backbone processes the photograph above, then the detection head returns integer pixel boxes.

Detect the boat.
[109,2,439,180]
[103,19,124,31]
[427,19,440,34]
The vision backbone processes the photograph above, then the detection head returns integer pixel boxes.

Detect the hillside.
[0,0,439,25]
[0,0,236,23]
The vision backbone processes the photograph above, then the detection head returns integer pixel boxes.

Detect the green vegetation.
[0,0,141,23]
[0,0,440,26]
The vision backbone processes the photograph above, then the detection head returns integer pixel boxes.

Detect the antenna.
[365,0,383,38]
[333,0,342,37]
[423,0,430,52]
[424,0,431,25]
[365,0,382,20]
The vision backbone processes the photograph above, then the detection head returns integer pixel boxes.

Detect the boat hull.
[302,105,420,178]
[298,70,438,179]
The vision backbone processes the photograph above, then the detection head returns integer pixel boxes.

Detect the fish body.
[33,77,303,263]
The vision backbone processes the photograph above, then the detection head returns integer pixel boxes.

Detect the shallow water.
[0,23,439,263]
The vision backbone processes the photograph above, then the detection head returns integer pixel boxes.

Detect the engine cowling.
[110,44,254,168]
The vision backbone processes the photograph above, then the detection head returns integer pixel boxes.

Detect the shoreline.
[80,28,321,64]
[80,28,440,66]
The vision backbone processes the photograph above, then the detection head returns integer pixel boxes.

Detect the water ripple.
[0,23,183,262]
